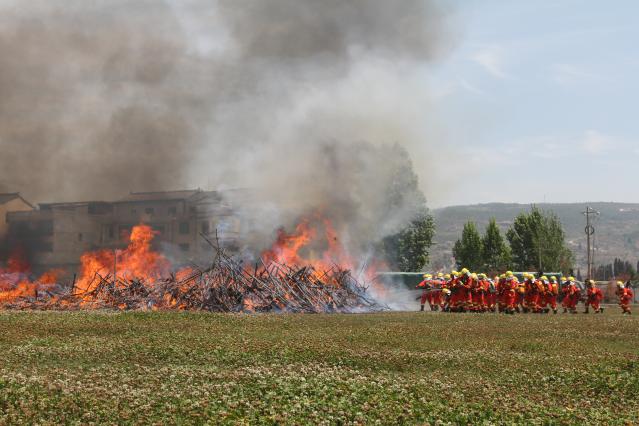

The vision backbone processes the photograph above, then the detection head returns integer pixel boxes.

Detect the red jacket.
[587,287,603,302]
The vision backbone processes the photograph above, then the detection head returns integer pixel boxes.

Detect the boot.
[553,309,558,314]
[563,308,567,313]
[420,305,424,312]
[599,307,604,314]
[583,307,589,314]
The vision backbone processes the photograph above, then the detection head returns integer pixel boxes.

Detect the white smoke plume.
[0,0,456,258]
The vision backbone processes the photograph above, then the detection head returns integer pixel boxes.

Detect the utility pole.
[582,206,599,280]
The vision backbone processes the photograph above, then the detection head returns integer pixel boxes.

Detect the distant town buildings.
[2,189,251,273]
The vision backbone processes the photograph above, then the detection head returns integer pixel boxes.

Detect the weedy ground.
[0,310,637,425]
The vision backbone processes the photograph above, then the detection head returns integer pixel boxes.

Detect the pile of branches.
[2,240,386,313]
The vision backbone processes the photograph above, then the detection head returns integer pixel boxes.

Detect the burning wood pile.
[0,224,386,313]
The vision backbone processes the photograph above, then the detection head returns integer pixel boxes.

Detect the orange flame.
[75,224,170,296]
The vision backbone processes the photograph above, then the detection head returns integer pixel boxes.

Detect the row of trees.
[594,258,638,281]
[453,207,574,274]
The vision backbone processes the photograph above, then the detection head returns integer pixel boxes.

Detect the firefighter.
[584,280,603,314]
[543,276,559,314]
[430,273,444,311]
[487,275,498,312]
[561,277,572,313]
[617,281,634,315]
[497,273,507,312]
[533,276,547,313]
[440,274,452,311]
[470,273,484,312]
[516,276,526,313]
[522,273,538,313]
[503,275,518,314]
[563,277,580,314]
[416,273,432,311]
[450,268,470,312]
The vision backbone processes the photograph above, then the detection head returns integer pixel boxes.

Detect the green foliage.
[383,212,435,272]
[379,143,434,272]
[481,218,511,272]
[506,207,573,272]
[452,221,483,270]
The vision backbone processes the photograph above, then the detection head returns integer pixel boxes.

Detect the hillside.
[431,202,639,273]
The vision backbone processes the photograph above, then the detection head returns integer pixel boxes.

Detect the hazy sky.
[425,0,638,207]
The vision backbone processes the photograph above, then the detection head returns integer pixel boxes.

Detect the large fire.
[0,215,383,311]
[75,225,170,297]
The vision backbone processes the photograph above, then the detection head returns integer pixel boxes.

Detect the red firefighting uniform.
[471,278,486,312]
[430,279,442,310]
[503,279,517,313]
[450,275,471,311]
[618,287,634,314]
[542,281,558,311]
[562,283,580,312]
[523,278,537,312]
[486,280,497,311]
[416,278,431,309]
[585,286,603,312]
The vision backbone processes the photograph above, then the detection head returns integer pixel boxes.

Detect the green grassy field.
[1,310,638,425]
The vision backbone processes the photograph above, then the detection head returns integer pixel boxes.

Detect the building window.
[131,208,138,216]
[39,220,54,236]
[168,206,177,216]
[145,207,155,215]
[108,225,115,239]
[179,243,190,252]
[201,221,210,234]
[179,222,190,235]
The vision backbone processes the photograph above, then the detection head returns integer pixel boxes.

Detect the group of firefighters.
[416,269,634,315]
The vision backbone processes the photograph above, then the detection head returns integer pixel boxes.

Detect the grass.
[0,310,638,425]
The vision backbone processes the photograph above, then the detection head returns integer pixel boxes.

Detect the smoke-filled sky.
[0,0,635,209]
[0,0,453,207]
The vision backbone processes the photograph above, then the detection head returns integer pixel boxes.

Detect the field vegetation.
[1,311,638,424]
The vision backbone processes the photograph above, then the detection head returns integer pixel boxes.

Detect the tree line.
[453,207,574,274]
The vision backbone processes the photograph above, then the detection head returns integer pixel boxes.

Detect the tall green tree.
[481,218,511,272]
[506,207,573,272]
[382,212,435,272]
[453,221,483,270]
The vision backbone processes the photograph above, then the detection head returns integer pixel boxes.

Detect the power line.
[582,206,600,280]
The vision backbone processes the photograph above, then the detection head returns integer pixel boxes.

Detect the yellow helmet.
[617,281,624,287]
[500,273,506,279]
[561,277,567,282]
[437,273,444,278]
[550,276,557,282]
[451,270,459,276]
[471,273,478,280]
[541,276,548,281]
[444,274,451,280]
[423,274,429,278]
[568,277,575,282]
[506,271,514,277]
[461,268,470,275]
[442,288,451,295]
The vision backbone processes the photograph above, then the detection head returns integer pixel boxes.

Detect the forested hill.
[431,203,639,272]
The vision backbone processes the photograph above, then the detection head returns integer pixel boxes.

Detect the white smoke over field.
[0,0,456,259]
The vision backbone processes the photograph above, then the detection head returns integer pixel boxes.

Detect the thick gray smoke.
[0,0,453,254]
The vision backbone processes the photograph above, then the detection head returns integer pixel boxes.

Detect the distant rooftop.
[0,193,34,208]
[118,189,205,203]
